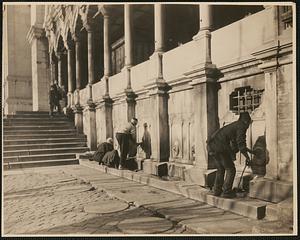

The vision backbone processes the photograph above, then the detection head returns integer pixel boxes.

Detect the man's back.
[210,120,248,153]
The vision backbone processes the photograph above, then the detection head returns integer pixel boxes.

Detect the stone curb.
[78,159,267,220]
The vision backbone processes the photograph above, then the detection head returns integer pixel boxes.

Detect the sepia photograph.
[2,1,297,237]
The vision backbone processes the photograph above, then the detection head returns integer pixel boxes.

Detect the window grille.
[281,6,292,29]
[229,86,264,114]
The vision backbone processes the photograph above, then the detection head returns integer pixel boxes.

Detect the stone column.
[124,4,133,68]
[85,24,95,104]
[83,23,97,150]
[154,3,165,53]
[27,24,51,111]
[193,4,213,64]
[249,40,293,203]
[72,35,83,134]
[56,52,63,87]
[145,4,170,163]
[123,4,136,122]
[263,67,278,180]
[97,7,113,141]
[49,54,56,85]
[67,43,74,107]
[184,4,222,187]
[74,35,81,105]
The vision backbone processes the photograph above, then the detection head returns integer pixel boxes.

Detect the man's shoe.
[214,191,222,197]
[221,191,237,198]
[208,189,222,197]
[118,165,124,170]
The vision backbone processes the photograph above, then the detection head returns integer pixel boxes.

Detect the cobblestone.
[4,166,190,236]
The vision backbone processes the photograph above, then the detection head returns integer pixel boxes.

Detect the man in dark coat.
[91,138,114,164]
[207,112,254,198]
[49,85,56,117]
[50,81,61,114]
[102,150,120,168]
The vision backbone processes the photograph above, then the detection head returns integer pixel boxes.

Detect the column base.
[84,104,97,151]
[184,167,217,188]
[249,178,293,203]
[73,105,83,134]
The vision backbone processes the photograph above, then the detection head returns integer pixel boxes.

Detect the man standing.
[51,81,61,114]
[207,112,254,198]
[116,118,138,170]
[49,85,57,117]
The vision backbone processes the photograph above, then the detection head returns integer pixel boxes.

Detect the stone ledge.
[249,178,293,203]
[79,159,268,219]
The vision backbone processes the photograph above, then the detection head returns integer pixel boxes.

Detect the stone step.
[4,158,79,170]
[6,114,68,119]
[4,153,77,163]
[249,178,293,203]
[15,111,50,115]
[4,142,87,151]
[3,118,72,126]
[4,137,86,146]
[4,133,85,140]
[4,129,78,135]
[4,125,76,131]
[251,220,293,234]
[4,121,73,126]
[3,146,89,157]
[79,159,269,220]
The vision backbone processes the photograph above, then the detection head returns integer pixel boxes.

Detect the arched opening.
[165,4,199,52]
[109,5,124,75]
[93,10,104,82]
[66,30,76,93]
[132,4,154,65]
[57,36,68,93]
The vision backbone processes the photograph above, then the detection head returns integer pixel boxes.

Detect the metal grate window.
[229,86,264,114]
[281,6,292,29]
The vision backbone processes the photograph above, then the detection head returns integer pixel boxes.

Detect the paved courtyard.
[3,165,267,236]
[3,167,190,235]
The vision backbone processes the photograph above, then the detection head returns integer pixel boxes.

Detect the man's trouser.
[49,103,55,116]
[213,150,236,194]
[116,133,130,167]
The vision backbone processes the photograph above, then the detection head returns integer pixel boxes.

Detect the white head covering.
[106,138,113,144]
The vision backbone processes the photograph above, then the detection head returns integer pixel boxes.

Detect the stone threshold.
[79,159,269,220]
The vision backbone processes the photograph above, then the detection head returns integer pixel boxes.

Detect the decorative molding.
[186,63,223,86]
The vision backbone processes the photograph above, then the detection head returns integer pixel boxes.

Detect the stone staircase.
[3,111,89,170]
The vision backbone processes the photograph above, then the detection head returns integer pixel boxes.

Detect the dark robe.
[91,142,113,163]
[102,150,120,168]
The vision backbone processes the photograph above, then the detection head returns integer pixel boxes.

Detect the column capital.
[55,51,63,60]
[65,40,75,50]
[125,89,137,103]
[84,21,94,33]
[26,25,46,44]
[98,4,111,18]
[186,63,223,86]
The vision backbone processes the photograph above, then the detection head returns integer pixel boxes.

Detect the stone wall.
[277,64,293,182]
[168,88,195,165]
[3,5,32,114]
[218,67,266,171]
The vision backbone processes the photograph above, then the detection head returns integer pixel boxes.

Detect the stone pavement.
[62,165,263,234]
[2,166,191,236]
[3,165,290,236]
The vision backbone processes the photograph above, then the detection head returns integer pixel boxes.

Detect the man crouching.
[207,112,254,198]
